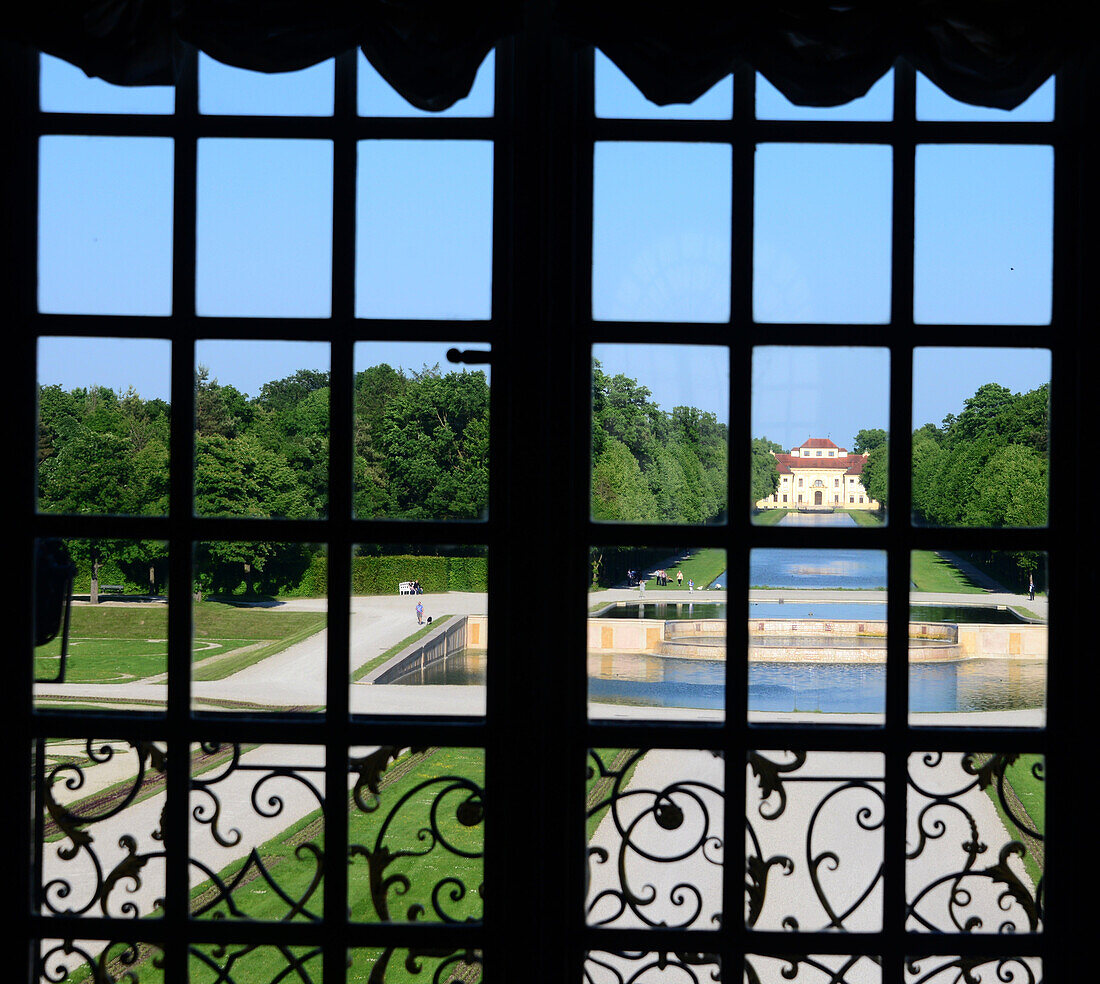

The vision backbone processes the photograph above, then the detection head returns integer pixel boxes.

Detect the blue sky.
[36,52,1055,435]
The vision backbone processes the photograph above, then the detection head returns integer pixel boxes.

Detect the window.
[11,36,1089,984]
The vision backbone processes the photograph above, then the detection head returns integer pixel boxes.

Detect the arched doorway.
[815,490,823,505]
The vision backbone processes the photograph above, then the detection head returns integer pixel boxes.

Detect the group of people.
[409,579,424,594]
[627,568,692,590]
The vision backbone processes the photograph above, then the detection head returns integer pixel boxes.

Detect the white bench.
[399,581,416,595]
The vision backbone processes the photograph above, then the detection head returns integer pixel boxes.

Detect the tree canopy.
[37,362,491,594]
[591,361,728,524]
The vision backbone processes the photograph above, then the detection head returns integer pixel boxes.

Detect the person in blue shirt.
[416,600,424,624]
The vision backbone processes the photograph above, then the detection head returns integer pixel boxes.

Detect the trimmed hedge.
[297,554,487,596]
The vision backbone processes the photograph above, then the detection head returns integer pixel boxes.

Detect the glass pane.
[190,743,326,921]
[353,342,490,520]
[587,747,724,928]
[39,136,174,315]
[917,74,1055,122]
[588,547,727,722]
[40,53,175,114]
[592,343,728,524]
[910,551,1047,726]
[36,739,168,918]
[192,544,327,713]
[912,348,1050,528]
[194,339,330,520]
[349,949,482,983]
[196,139,333,317]
[593,142,732,322]
[746,751,884,931]
[751,347,889,524]
[596,51,732,119]
[754,144,892,323]
[356,141,493,319]
[190,945,322,983]
[199,54,334,116]
[37,337,171,517]
[38,941,164,984]
[350,544,488,716]
[586,952,720,982]
[747,954,882,983]
[33,538,169,712]
[914,145,1053,324]
[348,746,484,922]
[358,49,494,117]
[756,70,893,121]
[907,752,1044,933]
[905,957,1041,983]
[749,549,887,723]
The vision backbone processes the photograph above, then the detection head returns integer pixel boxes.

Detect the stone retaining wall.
[586,617,1046,662]
[367,616,470,684]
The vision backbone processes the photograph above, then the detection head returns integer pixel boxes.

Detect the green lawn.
[751,509,790,526]
[910,551,986,593]
[640,548,726,590]
[840,508,885,527]
[34,602,327,683]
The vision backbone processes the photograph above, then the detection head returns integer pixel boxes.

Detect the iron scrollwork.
[190,943,323,984]
[347,746,485,923]
[39,739,168,919]
[353,947,483,984]
[906,752,1043,934]
[586,748,724,930]
[745,750,885,933]
[189,741,327,921]
[905,956,1040,984]
[585,950,720,984]
[39,940,163,984]
[744,954,883,984]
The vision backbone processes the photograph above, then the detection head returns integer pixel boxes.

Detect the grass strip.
[910,551,986,594]
[586,748,645,841]
[350,615,453,682]
[751,509,790,526]
[839,508,885,527]
[975,752,1045,890]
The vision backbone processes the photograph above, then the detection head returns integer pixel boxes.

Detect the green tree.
[853,427,888,454]
[750,437,784,507]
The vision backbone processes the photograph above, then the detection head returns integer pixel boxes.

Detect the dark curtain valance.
[8,1,1075,112]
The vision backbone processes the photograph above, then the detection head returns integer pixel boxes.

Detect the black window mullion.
[164,44,199,984]
[882,57,917,979]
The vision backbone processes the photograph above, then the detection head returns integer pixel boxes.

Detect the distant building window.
[816,450,822,456]
[834,495,839,503]
[859,497,864,503]
[798,495,803,503]
[782,495,787,503]
[850,496,854,503]
[834,479,839,487]
[798,478,803,487]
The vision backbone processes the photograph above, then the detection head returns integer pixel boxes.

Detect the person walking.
[416,599,424,625]
[677,570,683,588]
[1028,574,1035,601]
[688,578,694,593]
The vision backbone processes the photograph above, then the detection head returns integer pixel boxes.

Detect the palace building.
[756,438,881,511]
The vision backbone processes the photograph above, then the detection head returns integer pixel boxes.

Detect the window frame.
[7,32,1094,984]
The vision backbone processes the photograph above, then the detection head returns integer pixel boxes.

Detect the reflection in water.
[381,646,1046,715]
[600,602,1028,624]
[578,653,1044,713]
[777,512,860,527]
[750,549,886,589]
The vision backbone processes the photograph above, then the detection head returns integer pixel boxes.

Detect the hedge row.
[299,554,488,596]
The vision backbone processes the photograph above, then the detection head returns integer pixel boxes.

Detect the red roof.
[801,437,841,449]
[774,453,866,474]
